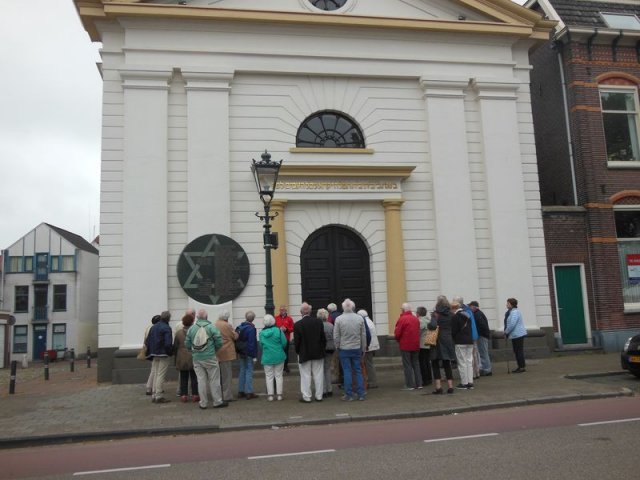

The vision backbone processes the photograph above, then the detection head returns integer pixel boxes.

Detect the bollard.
[9,361,17,394]
[44,351,50,381]
[70,348,75,373]
[86,346,91,369]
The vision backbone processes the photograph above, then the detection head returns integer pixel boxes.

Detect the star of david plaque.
[177,234,250,305]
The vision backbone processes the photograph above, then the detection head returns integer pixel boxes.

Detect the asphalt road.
[4,397,639,480]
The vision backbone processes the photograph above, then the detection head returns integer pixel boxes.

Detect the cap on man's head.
[469,301,479,307]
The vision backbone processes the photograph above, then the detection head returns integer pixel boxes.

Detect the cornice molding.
[279,165,415,178]
[74,1,553,43]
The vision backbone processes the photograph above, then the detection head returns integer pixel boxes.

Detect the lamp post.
[251,150,283,316]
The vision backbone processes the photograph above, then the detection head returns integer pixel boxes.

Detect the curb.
[0,390,632,450]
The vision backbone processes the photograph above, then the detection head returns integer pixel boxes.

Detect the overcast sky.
[0,0,529,251]
[0,0,101,250]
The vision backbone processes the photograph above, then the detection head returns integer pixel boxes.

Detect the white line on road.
[424,433,499,444]
[578,417,640,427]
[248,449,336,460]
[73,464,171,476]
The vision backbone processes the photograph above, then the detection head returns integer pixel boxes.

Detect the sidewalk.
[0,353,637,448]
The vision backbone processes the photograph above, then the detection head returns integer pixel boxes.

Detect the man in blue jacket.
[145,310,173,404]
[236,311,258,399]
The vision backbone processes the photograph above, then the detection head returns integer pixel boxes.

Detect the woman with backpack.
[259,314,288,401]
[174,311,199,403]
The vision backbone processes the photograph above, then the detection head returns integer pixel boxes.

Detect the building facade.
[74,0,555,382]
[1,223,99,362]
[528,0,640,350]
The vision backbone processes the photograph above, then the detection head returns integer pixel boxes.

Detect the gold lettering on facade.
[276,181,398,190]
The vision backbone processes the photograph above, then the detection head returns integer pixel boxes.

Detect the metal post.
[70,348,75,372]
[9,360,17,394]
[263,203,275,316]
[44,351,50,381]
[86,346,91,368]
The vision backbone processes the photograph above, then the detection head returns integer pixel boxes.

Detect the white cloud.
[0,0,102,249]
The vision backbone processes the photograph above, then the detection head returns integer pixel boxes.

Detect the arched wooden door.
[300,226,372,316]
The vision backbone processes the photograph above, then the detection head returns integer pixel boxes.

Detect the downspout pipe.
[555,41,579,206]
[612,30,623,62]
[587,28,598,61]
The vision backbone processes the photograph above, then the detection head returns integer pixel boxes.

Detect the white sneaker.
[268,395,274,402]
[277,395,283,401]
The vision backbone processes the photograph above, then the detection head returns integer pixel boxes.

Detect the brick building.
[527,0,640,350]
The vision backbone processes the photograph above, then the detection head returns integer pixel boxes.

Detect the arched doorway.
[300,225,372,316]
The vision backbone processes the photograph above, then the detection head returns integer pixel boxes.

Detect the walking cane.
[505,334,511,374]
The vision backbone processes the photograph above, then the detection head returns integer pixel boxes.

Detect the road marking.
[424,433,499,444]
[578,417,640,427]
[248,449,336,460]
[73,464,171,476]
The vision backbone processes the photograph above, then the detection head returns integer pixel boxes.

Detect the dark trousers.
[431,359,453,381]
[284,340,290,371]
[418,349,432,385]
[512,337,526,369]
[179,369,199,396]
[401,350,422,388]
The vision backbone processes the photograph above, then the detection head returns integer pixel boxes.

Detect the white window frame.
[614,204,640,312]
[599,85,640,168]
[601,12,640,30]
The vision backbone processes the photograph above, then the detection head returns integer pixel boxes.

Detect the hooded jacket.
[185,318,223,361]
[259,325,287,365]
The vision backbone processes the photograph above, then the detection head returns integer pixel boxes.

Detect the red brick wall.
[533,40,640,333]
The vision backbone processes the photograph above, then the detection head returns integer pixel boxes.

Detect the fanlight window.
[296,111,365,148]
[309,0,348,11]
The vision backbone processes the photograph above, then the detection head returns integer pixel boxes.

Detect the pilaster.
[383,199,407,334]
[270,200,290,310]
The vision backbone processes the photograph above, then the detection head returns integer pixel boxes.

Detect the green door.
[554,265,588,344]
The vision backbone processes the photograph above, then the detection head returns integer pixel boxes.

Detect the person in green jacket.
[185,309,227,409]
[259,314,288,402]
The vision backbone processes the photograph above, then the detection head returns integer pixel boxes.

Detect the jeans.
[339,349,365,398]
[477,336,492,373]
[238,356,254,394]
[400,350,421,389]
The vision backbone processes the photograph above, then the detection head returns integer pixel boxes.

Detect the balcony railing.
[33,305,48,323]
[34,270,49,282]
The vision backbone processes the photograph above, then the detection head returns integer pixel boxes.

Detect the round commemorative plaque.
[177,234,250,305]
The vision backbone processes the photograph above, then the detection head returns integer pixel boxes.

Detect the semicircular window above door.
[296,111,365,148]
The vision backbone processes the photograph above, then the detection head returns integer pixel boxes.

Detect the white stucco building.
[1,223,99,363]
[74,0,555,382]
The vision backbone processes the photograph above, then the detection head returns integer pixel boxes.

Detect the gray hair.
[245,310,255,322]
[452,295,464,306]
[401,303,412,312]
[300,302,312,315]
[317,308,329,321]
[197,308,208,320]
[218,310,230,321]
[263,314,276,327]
[435,295,451,314]
[327,303,337,313]
[342,298,355,313]
[357,309,368,318]
[160,310,171,322]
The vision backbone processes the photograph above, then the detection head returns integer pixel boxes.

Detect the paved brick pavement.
[0,353,637,447]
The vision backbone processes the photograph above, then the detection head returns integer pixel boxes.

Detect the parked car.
[621,334,640,378]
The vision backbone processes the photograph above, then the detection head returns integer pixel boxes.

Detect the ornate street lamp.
[251,150,283,315]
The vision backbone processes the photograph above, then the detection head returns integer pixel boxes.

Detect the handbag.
[424,326,439,347]
[136,344,147,361]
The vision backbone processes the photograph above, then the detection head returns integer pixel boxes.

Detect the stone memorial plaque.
[177,234,250,305]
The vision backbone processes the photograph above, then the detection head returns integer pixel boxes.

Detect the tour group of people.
[142,296,526,407]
